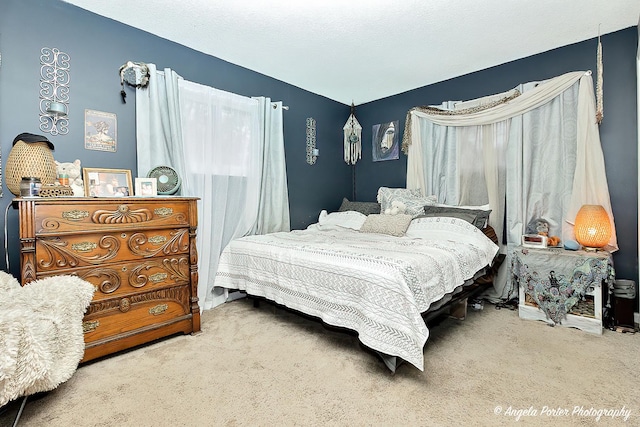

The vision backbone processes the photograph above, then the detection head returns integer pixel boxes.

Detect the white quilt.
[215,216,498,371]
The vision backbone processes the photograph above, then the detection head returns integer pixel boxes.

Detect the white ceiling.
[63,0,639,105]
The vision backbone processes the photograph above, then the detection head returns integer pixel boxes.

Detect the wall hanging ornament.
[306,117,318,165]
[39,47,70,136]
[343,103,362,165]
[595,27,604,124]
[119,61,150,103]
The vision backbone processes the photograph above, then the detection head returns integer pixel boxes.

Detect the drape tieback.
[401,89,521,154]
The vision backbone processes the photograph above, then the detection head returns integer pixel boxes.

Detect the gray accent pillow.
[338,198,381,215]
[417,210,479,225]
[422,205,491,229]
[359,214,413,237]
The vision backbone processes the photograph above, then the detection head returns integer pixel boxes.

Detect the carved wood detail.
[128,257,189,288]
[78,268,121,294]
[38,235,120,268]
[86,286,189,316]
[128,229,189,257]
[92,205,153,224]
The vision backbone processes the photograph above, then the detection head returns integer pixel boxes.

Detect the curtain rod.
[272,102,289,110]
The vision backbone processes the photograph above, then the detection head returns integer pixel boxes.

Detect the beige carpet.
[2,298,638,426]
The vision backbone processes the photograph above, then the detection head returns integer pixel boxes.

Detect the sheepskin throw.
[0,271,95,406]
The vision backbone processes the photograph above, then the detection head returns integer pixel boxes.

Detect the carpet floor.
[1,298,638,426]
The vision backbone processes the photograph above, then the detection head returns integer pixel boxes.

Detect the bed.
[215,204,499,372]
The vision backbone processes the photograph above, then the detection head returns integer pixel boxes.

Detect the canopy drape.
[404,71,617,300]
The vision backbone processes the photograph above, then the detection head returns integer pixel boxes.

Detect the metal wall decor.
[306,117,318,165]
[39,47,70,135]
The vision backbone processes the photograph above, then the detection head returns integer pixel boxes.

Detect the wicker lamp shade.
[574,204,611,250]
[5,140,57,196]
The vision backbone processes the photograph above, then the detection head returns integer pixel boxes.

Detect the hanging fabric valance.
[401,71,589,153]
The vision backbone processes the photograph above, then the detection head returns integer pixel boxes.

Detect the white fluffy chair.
[0,271,94,422]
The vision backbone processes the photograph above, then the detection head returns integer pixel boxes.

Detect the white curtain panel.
[406,71,618,301]
[252,98,290,235]
[135,64,186,182]
[137,66,289,310]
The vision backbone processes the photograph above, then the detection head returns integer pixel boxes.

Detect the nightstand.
[512,246,614,334]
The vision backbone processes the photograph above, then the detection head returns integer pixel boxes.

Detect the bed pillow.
[338,198,381,215]
[376,187,437,217]
[422,205,491,229]
[359,214,413,237]
[417,210,479,225]
[317,210,367,230]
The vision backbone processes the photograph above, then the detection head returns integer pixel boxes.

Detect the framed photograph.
[83,168,133,197]
[135,177,157,196]
[85,109,117,152]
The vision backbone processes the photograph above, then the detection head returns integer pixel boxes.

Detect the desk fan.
[147,165,181,195]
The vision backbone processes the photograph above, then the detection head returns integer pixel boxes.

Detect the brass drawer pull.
[148,235,167,245]
[62,210,90,221]
[83,320,100,333]
[72,242,97,252]
[154,207,173,217]
[149,304,168,316]
[149,273,168,283]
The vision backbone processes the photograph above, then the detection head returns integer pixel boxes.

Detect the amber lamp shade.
[574,204,611,251]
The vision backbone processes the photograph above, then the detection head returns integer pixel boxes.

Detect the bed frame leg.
[449,298,467,320]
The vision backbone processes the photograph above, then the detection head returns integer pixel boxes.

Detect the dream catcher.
[119,61,150,103]
[343,103,362,165]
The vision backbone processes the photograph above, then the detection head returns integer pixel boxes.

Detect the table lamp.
[573,204,611,251]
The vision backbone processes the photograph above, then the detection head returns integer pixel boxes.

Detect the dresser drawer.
[35,228,189,271]
[33,200,191,235]
[82,284,191,344]
[36,255,191,301]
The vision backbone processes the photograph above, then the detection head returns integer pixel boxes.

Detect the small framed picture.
[135,177,157,196]
[83,168,133,197]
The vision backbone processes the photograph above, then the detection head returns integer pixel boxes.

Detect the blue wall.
[1,1,637,294]
[354,28,638,289]
[0,0,351,275]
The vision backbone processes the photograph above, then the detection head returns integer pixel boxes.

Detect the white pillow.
[316,210,367,230]
[377,187,437,217]
[359,214,413,237]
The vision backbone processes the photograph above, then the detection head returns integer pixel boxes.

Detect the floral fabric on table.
[511,247,615,324]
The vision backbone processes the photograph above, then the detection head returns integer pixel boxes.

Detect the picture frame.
[83,168,133,197]
[84,109,117,152]
[135,177,157,196]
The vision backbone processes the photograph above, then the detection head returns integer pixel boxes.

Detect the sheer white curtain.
[406,71,618,301]
[137,66,290,310]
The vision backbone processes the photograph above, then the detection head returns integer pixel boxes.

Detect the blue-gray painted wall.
[1,1,637,297]
[0,0,352,276]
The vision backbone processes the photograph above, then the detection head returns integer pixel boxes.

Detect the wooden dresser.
[16,196,200,362]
